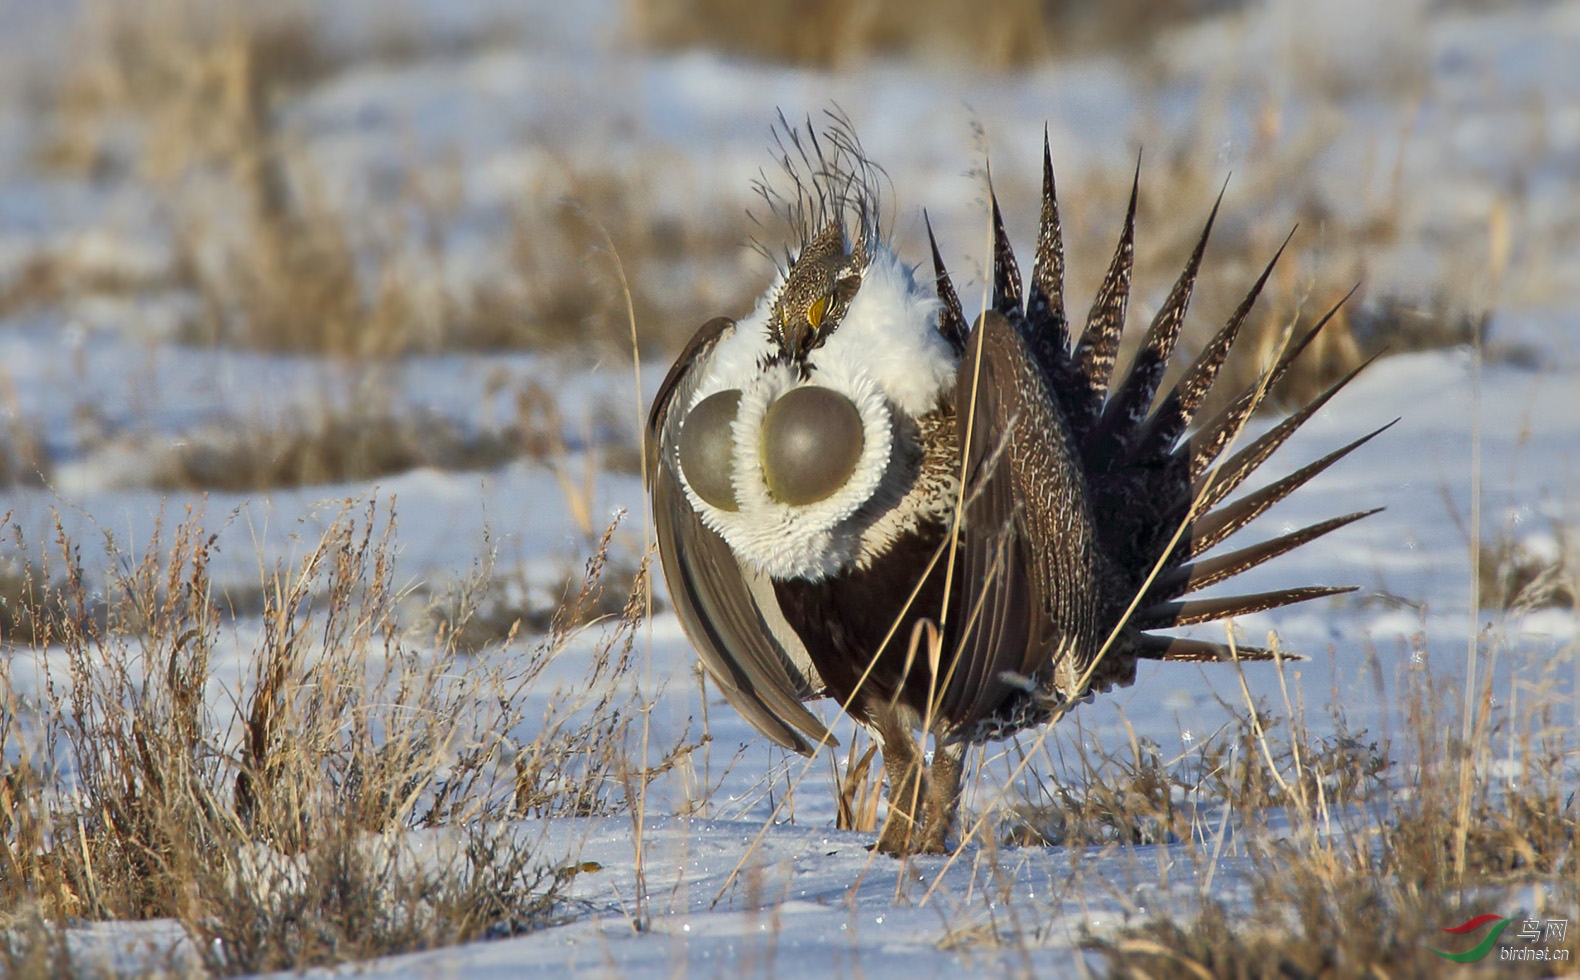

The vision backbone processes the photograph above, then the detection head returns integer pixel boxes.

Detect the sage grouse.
[646,121,1387,855]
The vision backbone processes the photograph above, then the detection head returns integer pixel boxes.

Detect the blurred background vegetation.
[0,0,1550,495]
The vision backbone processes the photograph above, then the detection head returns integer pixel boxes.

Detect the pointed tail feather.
[1153,508,1383,600]
[926,210,968,354]
[1138,586,1354,630]
[1184,287,1358,482]
[990,190,1024,320]
[1181,420,1398,561]
[1128,230,1294,466]
[1134,634,1301,663]
[1190,352,1383,516]
[1093,188,1223,465]
[1073,162,1140,431]
[1025,129,1068,368]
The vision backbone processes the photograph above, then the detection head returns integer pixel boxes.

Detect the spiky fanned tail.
[931,133,1387,667]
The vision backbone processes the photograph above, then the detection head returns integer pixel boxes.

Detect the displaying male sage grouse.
[646,118,1388,855]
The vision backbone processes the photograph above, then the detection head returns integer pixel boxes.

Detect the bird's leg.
[871,706,928,856]
[918,740,965,854]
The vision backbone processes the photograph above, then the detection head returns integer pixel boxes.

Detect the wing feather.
[943,312,1100,732]
[647,317,836,756]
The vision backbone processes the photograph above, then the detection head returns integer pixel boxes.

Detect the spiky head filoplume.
[769,221,867,357]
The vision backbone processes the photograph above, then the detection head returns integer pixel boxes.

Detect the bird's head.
[662,113,960,581]
[769,221,868,358]
[673,234,956,581]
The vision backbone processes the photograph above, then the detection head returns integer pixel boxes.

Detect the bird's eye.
[806,295,829,328]
[760,386,864,506]
[679,389,742,511]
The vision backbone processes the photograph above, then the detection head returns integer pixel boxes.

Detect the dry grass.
[0,909,77,980]
[148,407,519,492]
[627,0,1238,69]
[111,370,640,493]
[481,171,766,359]
[30,0,760,363]
[1478,525,1576,612]
[1216,285,1481,419]
[1003,706,1388,849]
[0,560,93,654]
[0,251,177,323]
[12,0,1477,501]
[833,731,884,833]
[424,540,655,657]
[1077,647,1577,977]
[38,0,335,179]
[39,0,462,356]
[0,502,688,975]
[39,0,521,181]
[0,372,51,490]
[0,432,50,491]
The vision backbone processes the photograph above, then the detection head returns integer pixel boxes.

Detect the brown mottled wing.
[940,312,1100,732]
[647,317,836,757]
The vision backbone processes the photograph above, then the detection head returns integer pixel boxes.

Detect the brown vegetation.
[1079,649,1577,977]
[36,0,759,361]
[1478,525,1576,612]
[627,0,1238,69]
[0,504,690,975]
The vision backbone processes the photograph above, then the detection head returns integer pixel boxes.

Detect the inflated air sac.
[680,389,742,510]
[761,386,864,506]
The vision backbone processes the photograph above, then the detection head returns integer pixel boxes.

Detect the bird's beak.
[780,311,811,357]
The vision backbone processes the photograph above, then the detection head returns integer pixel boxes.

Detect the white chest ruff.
[675,250,958,581]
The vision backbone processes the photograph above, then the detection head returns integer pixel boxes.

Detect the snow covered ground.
[1,0,1577,975]
[213,342,1569,980]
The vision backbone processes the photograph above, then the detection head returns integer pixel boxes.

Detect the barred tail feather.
[926,210,968,354]
[990,190,1024,320]
[1137,586,1355,630]
[946,149,1382,671]
[1128,230,1293,466]
[1153,508,1383,600]
[1073,162,1140,434]
[1180,419,1398,561]
[1093,187,1223,466]
[1189,353,1384,516]
[1025,130,1068,370]
[1134,634,1293,663]
[1184,287,1358,482]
